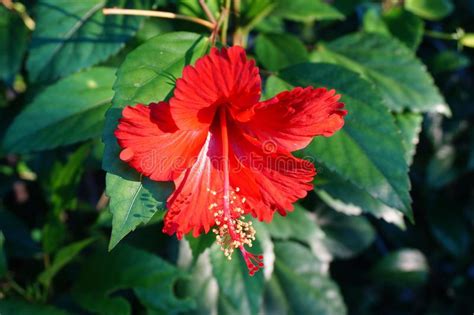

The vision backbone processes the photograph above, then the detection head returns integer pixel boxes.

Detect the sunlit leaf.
[274,63,413,219]
[106,173,171,250]
[266,241,347,315]
[3,67,115,153]
[27,0,151,82]
[311,32,449,114]
[405,0,454,20]
[255,33,308,71]
[371,249,429,287]
[0,6,29,85]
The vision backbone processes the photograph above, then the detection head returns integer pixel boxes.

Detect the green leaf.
[103,32,208,178]
[311,32,449,114]
[26,0,150,82]
[0,6,29,85]
[106,173,172,250]
[72,244,192,315]
[38,238,95,287]
[275,63,413,219]
[265,205,331,261]
[405,0,453,20]
[362,7,390,35]
[314,207,375,259]
[371,249,429,287]
[272,0,344,22]
[3,67,115,153]
[363,7,424,51]
[394,112,423,166]
[426,144,458,188]
[428,206,470,257]
[48,144,91,213]
[428,51,471,74]
[0,232,6,278]
[210,242,265,315]
[240,0,275,28]
[382,8,424,50]
[315,170,406,229]
[186,232,216,263]
[268,241,347,315]
[0,299,69,315]
[255,33,308,71]
[0,208,40,258]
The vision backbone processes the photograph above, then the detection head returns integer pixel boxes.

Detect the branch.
[102,8,215,30]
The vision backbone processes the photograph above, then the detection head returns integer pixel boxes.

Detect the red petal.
[163,130,224,239]
[244,87,347,152]
[170,46,261,130]
[229,126,316,221]
[115,103,208,181]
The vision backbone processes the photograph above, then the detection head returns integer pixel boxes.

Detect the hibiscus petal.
[170,46,262,130]
[163,131,224,239]
[244,87,347,152]
[115,103,208,181]
[229,127,316,221]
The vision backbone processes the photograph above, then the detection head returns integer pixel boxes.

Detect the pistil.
[212,108,263,275]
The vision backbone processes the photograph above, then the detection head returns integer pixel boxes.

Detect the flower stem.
[221,0,231,45]
[199,0,216,24]
[102,8,215,30]
[425,28,465,41]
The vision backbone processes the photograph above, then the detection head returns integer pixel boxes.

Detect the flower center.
[211,107,263,276]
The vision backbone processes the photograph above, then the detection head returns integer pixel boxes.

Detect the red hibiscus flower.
[114,46,346,275]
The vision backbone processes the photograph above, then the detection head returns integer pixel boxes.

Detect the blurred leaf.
[266,205,332,263]
[0,299,69,315]
[272,0,344,22]
[240,0,275,28]
[382,8,424,50]
[42,219,67,254]
[371,249,429,287]
[363,7,390,34]
[106,173,171,250]
[428,51,471,74]
[461,33,474,48]
[0,6,29,86]
[3,67,115,153]
[73,244,192,315]
[38,238,95,287]
[276,63,413,219]
[394,112,423,166]
[135,281,195,315]
[315,169,406,229]
[315,207,376,259]
[103,32,208,178]
[0,208,40,258]
[48,144,91,213]
[426,144,458,188]
[186,232,215,263]
[267,241,346,315]
[312,32,449,114]
[177,0,220,19]
[255,33,308,71]
[0,232,6,278]
[136,18,174,43]
[183,252,219,315]
[428,207,470,257]
[405,0,454,20]
[27,0,151,82]
[210,242,265,315]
